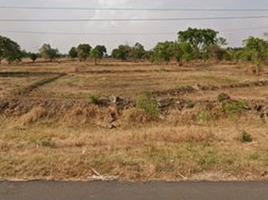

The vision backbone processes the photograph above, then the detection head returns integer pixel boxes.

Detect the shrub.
[240,131,253,143]
[187,101,195,109]
[136,91,159,116]
[222,100,246,114]
[89,95,100,105]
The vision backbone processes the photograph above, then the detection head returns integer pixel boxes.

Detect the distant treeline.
[1,27,268,74]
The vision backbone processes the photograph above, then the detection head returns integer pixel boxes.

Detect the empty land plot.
[0,61,268,181]
[26,63,264,99]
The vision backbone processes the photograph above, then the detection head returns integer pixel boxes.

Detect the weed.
[89,95,100,105]
[136,91,159,116]
[240,131,253,143]
[187,101,195,109]
[222,100,246,114]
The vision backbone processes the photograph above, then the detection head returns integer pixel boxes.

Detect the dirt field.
[0,60,267,181]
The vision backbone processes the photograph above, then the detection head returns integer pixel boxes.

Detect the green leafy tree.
[178,28,220,59]
[39,44,59,62]
[174,42,183,65]
[0,35,22,64]
[30,53,38,63]
[69,47,78,60]
[206,45,227,61]
[111,45,131,61]
[179,42,194,65]
[153,41,176,64]
[130,42,146,62]
[217,37,228,46]
[77,44,91,61]
[90,45,107,65]
[144,50,155,63]
[243,36,268,75]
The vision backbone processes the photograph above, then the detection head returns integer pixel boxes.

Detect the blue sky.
[0,0,268,53]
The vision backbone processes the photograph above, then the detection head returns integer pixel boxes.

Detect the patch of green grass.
[187,101,195,109]
[222,100,246,114]
[136,91,159,116]
[89,95,100,105]
[240,131,253,143]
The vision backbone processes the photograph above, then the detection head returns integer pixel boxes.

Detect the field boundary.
[14,73,66,97]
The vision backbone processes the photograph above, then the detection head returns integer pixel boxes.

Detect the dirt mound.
[0,94,267,127]
[0,98,117,126]
[155,80,268,97]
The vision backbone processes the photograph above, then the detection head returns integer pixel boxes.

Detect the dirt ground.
[0,60,267,181]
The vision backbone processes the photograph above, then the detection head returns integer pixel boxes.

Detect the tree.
[178,28,220,59]
[144,50,155,63]
[130,42,145,62]
[174,42,183,65]
[69,47,78,60]
[111,45,131,61]
[204,37,229,62]
[0,35,22,64]
[243,36,268,75]
[30,53,38,63]
[153,41,176,64]
[206,45,226,62]
[77,44,91,61]
[39,44,59,62]
[217,37,228,46]
[179,42,194,65]
[90,45,107,65]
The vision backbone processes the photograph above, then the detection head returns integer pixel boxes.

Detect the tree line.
[1,27,268,73]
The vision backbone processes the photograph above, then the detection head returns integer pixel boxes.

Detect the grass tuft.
[240,130,253,143]
[136,91,159,116]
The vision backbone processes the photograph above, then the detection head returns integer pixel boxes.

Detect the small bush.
[136,91,159,116]
[187,101,195,109]
[240,131,253,143]
[222,100,246,114]
[89,95,100,105]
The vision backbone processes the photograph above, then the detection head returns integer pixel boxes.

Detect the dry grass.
[0,119,267,181]
[19,106,47,125]
[0,60,267,181]
[0,61,261,99]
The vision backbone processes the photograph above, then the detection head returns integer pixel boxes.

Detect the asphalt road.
[0,181,267,200]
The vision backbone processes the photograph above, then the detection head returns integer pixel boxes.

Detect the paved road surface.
[0,181,267,200]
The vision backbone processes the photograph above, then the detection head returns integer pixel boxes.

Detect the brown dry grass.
[19,106,47,125]
[0,60,267,181]
[0,117,267,181]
